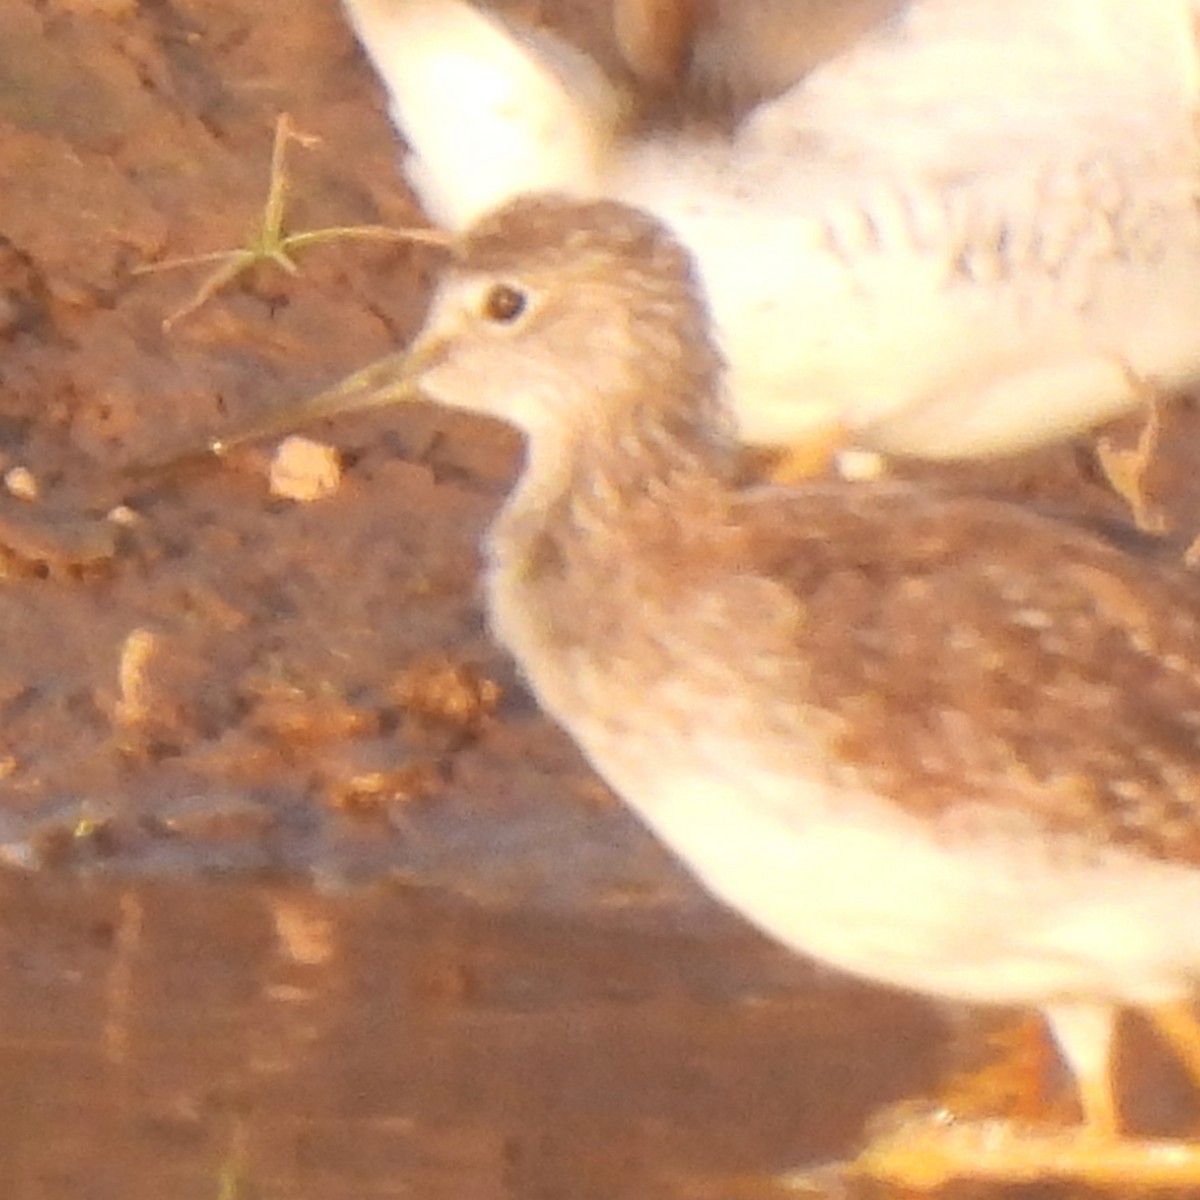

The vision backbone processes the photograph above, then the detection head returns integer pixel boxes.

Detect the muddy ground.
[2,1,1200,1197]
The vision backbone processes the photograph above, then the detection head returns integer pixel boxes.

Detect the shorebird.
[214,193,1200,1189]
[612,0,905,110]
[338,0,1200,494]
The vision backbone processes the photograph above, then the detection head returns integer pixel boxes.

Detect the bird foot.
[760,421,853,483]
[1094,379,1168,535]
[134,113,448,330]
[840,1109,1200,1191]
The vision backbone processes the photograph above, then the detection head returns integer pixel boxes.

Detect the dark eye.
[482,283,528,324]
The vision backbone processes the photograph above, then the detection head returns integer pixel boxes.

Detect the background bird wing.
[339,0,621,229]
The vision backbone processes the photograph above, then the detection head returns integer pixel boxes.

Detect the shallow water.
[0,869,947,1199]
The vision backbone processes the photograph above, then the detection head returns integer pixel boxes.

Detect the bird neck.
[483,374,741,684]
[494,372,738,564]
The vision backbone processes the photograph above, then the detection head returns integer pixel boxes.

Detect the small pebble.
[106,504,141,528]
[268,436,342,502]
[4,466,39,501]
[115,627,159,728]
[836,448,887,482]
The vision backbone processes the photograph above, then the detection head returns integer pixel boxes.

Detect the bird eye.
[482,283,528,324]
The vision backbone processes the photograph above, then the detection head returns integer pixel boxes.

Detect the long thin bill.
[123,344,432,484]
[208,350,420,457]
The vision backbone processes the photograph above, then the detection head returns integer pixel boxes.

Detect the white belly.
[593,748,1200,1009]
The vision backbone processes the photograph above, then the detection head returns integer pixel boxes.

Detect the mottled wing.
[741,482,1200,862]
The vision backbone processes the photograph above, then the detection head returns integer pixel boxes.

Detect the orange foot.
[845,1111,1200,1192]
[754,422,860,485]
[1094,377,1168,535]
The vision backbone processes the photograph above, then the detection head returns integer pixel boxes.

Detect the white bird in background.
[338,0,1200,478]
[612,0,906,109]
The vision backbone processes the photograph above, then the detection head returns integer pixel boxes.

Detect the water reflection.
[0,871,944,1198]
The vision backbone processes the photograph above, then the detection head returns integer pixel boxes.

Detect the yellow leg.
[833,1002,1200,1191]
[134,113,449,329]
[756,421,852,484]
[1047,1001,1122,1138]
[1094,379,1168,534]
